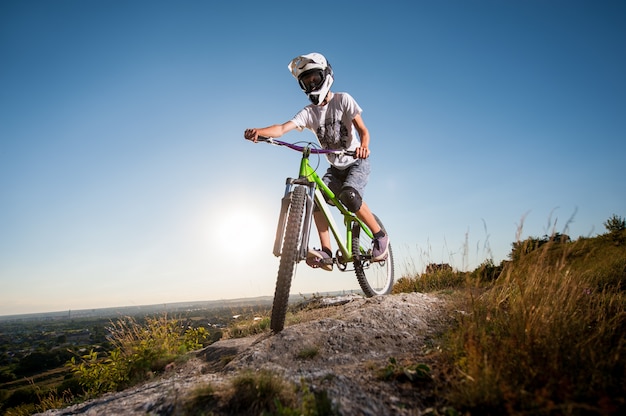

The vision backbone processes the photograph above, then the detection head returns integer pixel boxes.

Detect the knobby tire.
[270,185,307,333]
[353,214,394,297]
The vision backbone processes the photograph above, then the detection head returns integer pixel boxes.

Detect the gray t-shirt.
[290,92,362,169]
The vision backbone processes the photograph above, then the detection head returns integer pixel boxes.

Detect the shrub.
[225,369,296,414]
[393,266,466,294]
[378,357,431,383]
[67,314,208,396]
[183,372,337,415]
[183,384,217,415]
[296,345,320,360]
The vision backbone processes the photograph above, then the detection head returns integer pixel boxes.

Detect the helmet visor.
[298,69,325,93]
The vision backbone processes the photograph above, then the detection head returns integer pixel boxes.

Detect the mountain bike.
[254,136,394,332]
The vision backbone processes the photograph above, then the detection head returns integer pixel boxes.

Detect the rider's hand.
[244,129,258,142]
[355,146,370,159]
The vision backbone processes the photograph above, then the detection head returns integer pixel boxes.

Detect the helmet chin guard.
[306,73,333,105]
[288,52,334,105]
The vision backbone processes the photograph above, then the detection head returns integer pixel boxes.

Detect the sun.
[215,208,272,260]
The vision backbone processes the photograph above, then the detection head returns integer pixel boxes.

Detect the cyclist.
[244,52,389,271]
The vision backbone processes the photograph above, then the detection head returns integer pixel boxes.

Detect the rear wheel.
[270,186,307,333]
[353,214,394,297]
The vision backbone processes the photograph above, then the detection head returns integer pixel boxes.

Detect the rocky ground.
[38,292,453,416]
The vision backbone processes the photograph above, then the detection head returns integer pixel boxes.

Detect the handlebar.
[255,136,356,157]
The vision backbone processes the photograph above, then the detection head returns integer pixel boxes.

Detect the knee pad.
[339,187,362,212]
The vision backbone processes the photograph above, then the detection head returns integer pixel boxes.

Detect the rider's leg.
[313,210,332,253]
[315,166,341,255]
[335,159,389,261]
[357,200,389,261]
[307,210,333,271]
[355,202,382,235]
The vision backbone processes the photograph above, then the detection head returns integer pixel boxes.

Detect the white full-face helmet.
[288,52,334,105]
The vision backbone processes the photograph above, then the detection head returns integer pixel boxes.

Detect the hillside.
[31,225,626,415]
[37,292,450,415]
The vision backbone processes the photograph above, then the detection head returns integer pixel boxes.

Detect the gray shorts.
[323,158,371,200]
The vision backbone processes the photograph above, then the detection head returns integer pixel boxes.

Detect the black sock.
[322,247,332,256]
[373,230,386,239]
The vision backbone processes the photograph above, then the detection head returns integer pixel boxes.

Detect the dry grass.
[441,231,626,414]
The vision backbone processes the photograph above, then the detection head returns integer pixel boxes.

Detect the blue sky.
[1,0,624,316]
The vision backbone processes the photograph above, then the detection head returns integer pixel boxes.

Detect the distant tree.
[509,233,571,261]
[3,386,37,409]
[509,237,546,261]
[14,350,72,377]
[0,368,16,383]
[604,214,626,233]
[547,232,571,243]
[470,259,503,282]
[603,214,626,245]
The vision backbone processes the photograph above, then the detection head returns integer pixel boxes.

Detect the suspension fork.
[272,176,316,261]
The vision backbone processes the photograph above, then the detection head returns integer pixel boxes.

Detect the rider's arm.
[352,114,371,159]
[244,121,297,142]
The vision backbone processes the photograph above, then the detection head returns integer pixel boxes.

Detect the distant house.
[425,263,453,274]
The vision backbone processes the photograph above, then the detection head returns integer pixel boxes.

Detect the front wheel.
[270,185,307,333]
[353,214,394,297]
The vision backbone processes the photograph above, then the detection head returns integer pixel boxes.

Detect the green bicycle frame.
[273,146,374,265]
